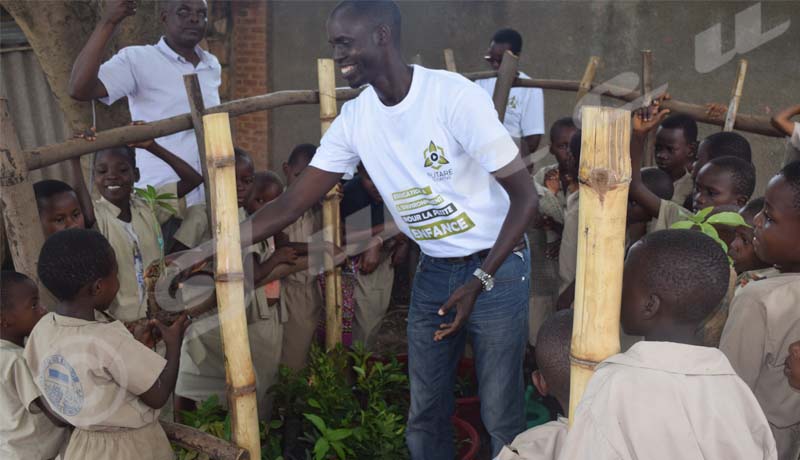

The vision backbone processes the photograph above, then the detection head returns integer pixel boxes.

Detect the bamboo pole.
[575,56,600,104]
[161,421,250,460]
[184,74,214,230]
[0,98,46,281]
[318,58,344,350]
[443,48,457,72]
[568,106,630,425]
[492,50,518,123]
[22,78,783,171]
[203,112,261,458]
[641,50,656,167]
[723,59,748,132]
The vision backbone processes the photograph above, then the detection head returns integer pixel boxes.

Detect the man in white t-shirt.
[174,2,537,457]
[475,29,544,172]
[69,0,220,207]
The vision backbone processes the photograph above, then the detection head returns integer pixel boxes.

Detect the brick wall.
[230,1,269,170]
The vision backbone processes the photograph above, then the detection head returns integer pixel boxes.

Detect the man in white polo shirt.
[177,2,536,457]
[69,0,220,207]
[475,28,545,173]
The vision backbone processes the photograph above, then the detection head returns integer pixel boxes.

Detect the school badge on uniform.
[41,354,84,416]
[423,141,449,171]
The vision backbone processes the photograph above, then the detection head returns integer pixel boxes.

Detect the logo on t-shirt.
[423,141,449,171]
[508,95,518,110]
[40,354,84,417]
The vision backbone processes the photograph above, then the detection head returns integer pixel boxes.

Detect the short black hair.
[706,156,756,199]
[549,117,577,142]
[641,167,674,201]
[253,171,284,190]
[234,147,253,164]
[534,309,573,405]
[739,197,764,222]
[702,132,752,163]
[569,129,582,166]
[632,229,729,323]
[778,160,800,209]
[331,0,402,44]
[33,180,76,211]
[492,28,523,54]
[94,146,136,168]
[660,113,698,144]
[0,271,34,314]
[288,143,317,166]
[38,229,116,301]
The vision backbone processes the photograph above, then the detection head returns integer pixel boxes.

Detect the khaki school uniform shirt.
[671,171,694,205]
[173,203,211,248]
[0,340,68,460]
[720,273,800,429]
[282,206,323,286]
[558,191,579,294]
[94,183,177,322]
[23,313,166,431]
[653,198,692,232]
[559,341,777,460]
[495,417,568,460]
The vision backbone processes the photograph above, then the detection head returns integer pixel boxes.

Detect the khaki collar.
[600,341,736,376]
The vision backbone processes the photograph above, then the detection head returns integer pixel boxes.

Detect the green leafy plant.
[670,206,749,262]
[134,185,178,271]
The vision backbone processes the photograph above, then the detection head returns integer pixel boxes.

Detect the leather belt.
[430,239,527,264]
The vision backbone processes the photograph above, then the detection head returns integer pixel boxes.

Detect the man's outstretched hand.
[434,277,482,341]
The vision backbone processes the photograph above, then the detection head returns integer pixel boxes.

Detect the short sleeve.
[173,204,210,248]
[309,104,360,175]
[107,325,166,395]
[520,88,545,137]
[98,48,138,106]
[11,355,42,411]
[154,182,180,225]
[654,199,691,231]
[449,83,519,173]
[719,287,768,389]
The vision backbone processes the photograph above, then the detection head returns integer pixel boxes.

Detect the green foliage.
[670,206,749,263]
[135,185,179,215]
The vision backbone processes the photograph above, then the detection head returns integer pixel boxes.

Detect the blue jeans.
[406,247,530,459]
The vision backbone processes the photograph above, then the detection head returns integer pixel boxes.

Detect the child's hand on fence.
[705,103,728,122]
[126,121,155,150]
[73,127,96,142]
[155,313,191,348]
[633,94,671,137]
[102,0,137,26]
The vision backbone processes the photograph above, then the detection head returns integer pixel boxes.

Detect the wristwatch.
[473,268,494,292]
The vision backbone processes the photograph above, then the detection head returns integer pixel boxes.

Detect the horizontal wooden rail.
[22,72,781,171]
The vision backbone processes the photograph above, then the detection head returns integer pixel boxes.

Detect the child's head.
[692,155,755,211]
[548,117,578,171]
[356,163,382,203]
[655,114,698,178]
[729,198,770,274]
[283,143,317,187]
[693,132,752,179]
[752,161,800,271]
[93,147,138,209]
[628,167,674,224]
[245,171,285,214]
[34,179,86,236]
[38,229,119,310]
[565,129,582,178]
[532,309,573,412]
[234,147,255,207]
[0,271,46,341]
[622,230,730,340]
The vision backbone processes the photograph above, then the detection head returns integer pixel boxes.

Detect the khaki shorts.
[65,421,173,460]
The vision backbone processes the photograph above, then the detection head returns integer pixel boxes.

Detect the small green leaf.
[313,438,330,460]
[157,201,178,215]
[353,366,366,378]
[670,220,696,230]
[156,193,178,200]
[694,206,714,221]
[331,441,347,459]
[699,222,720,241]
[304,413,327,434]
[307,398,321,409]
[326,428,352,441]
[706,211,750,228]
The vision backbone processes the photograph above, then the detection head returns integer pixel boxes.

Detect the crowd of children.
[2,71,800,460]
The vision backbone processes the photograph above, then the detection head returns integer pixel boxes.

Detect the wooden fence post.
[575,56,600,104]
[443,48,457,72]
[184,74,215,231]
[641,50,656,167]
[723,59,748,132]
[492,50,518,123]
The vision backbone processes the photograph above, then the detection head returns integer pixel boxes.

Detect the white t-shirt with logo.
[475,72,544,145]
[310,65,518,258]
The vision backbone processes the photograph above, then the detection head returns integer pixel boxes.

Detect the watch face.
[485,279,494,291]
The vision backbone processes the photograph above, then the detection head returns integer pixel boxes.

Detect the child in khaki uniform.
[25,229,190,460]
[728,198,779,294]
[653,114,698,206]
[495,310,573,460]
[560,230,777,460]
[76,139,203,322]
[1,272,69,460]
[720,162,800,460]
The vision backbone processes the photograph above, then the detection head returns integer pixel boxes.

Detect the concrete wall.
[268,1,799,195]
